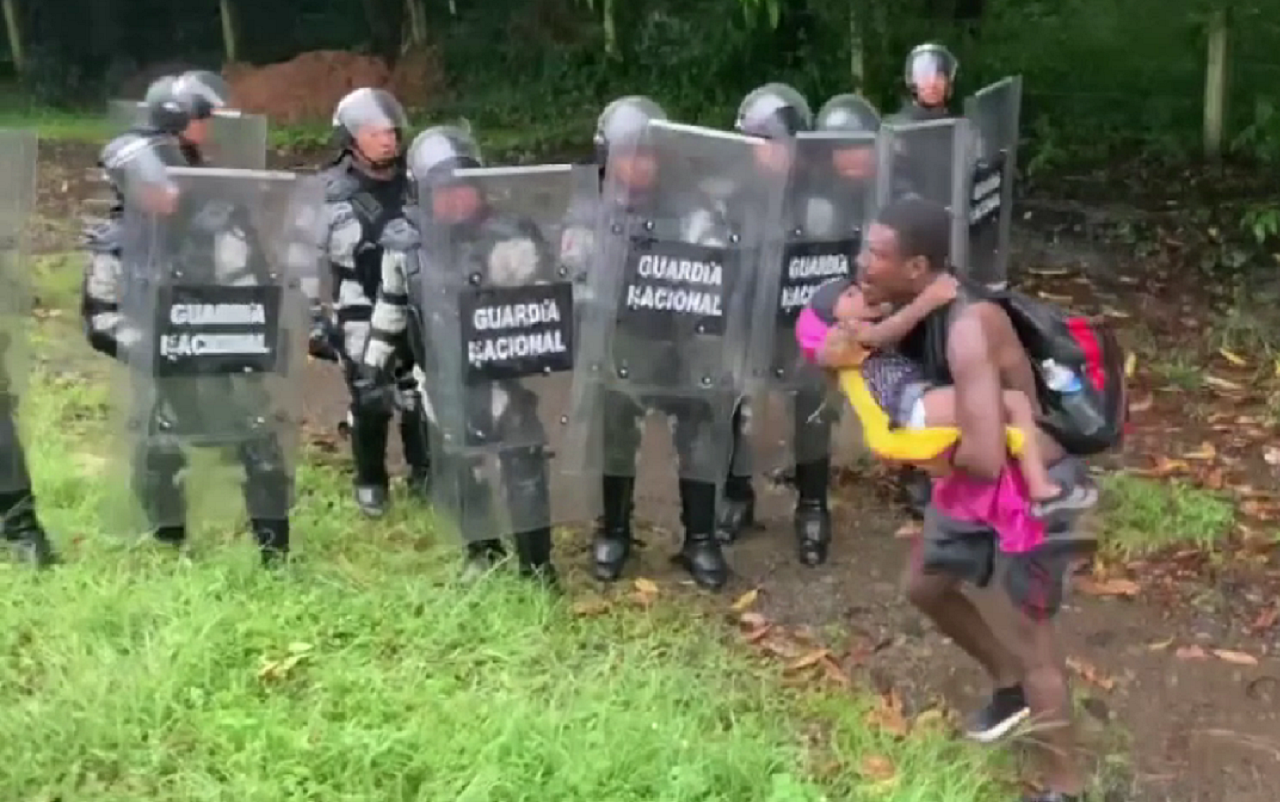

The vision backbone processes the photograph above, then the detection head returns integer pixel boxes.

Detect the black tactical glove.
[308,316,340,363]
[351,363,395,416]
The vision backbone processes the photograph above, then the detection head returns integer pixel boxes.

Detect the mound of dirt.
[225,49,445,125]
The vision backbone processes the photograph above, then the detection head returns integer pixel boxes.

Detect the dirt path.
[37,142,1280,801]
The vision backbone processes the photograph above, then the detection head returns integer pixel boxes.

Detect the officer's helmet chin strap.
[350,144,400,177]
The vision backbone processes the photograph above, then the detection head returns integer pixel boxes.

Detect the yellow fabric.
[837,369,1026,462]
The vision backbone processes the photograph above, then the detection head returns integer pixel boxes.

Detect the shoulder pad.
[321,162,361,203]
[99,131,159,171]
[379,215,420,251]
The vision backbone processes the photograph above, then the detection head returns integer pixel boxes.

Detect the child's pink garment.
[931,456,1046,553]
[795,306,832,364]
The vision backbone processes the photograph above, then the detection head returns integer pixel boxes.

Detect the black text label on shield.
[460,281,574,385]
[968,151,1005,231]
[618,238,736,337]
[776,238,857,325]
[152,284,282,377]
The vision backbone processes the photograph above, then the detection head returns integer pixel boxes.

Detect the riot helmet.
[331,88,408,172]
[904,44,957,109]
[409,125,485,225]
[143,71,231,139]
[815,94,881,134]
[735,83,812,140]
[596,96,666,193]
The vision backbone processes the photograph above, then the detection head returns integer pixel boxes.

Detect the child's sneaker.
[1031,481,1099,520]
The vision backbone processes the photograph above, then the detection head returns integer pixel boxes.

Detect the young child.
[796,275,1097,520]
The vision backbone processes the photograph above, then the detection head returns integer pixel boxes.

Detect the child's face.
[832,285,861,322]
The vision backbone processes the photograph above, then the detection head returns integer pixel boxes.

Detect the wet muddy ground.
[36,141,1280,801]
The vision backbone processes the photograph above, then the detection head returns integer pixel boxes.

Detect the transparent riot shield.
[746,130,877,476]
[0,129,38,494]
[107,99,269,170]
[567,120,788,485]
[105,166,322,536]
[964,76,1022,289]
[873,116,971,270]
[417,163,600,543]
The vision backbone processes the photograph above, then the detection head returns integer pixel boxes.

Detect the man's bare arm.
[947,310,1007,481]
[852,291,947,350]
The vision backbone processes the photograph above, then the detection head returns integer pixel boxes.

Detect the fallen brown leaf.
[1124,352,1138,378]
[1074,576,1140,598]
[819,655,851,687]
[1131,456,1190,478]
[1128,395,1154,413]
[893,520,922,539]
[1147,637,1175,651]
[1176,644,1209,660]
[1066,656,1116,691]
[1183,442,1217,460]
[912,708,949,732]
[633,578,659,595]
[628,590,656,608]
[571,598,611,617]
[742,624,772,644]
[1250,606,1279,633]
[739,611,768,629]
[865,690,910,737]
[1204,375,1244,392]
[785,649,831,673]
[1213,649,1259,666]
[1218,348,1248,367]
[1265,447,1280,467]
[730,588,760,612]
[858,754,897,782]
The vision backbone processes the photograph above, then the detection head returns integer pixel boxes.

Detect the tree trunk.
[219,0,239,64]
[1203,6,1229,162]
[2,0,23,75]
[404,0,427,49]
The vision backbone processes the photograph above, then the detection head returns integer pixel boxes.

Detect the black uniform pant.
[724,388,831,504]
[132,434,293,531]
[601,388,719,537]
[0,393,39,532]
[345,346,431,488]
[0,393,32,494]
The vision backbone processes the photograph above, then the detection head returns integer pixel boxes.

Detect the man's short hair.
[874,195,952,272]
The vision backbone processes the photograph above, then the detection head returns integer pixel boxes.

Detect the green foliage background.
[9,0,1280,166]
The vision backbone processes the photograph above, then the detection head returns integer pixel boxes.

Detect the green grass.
[0,264,1008,799]
[1097,473,1236,557]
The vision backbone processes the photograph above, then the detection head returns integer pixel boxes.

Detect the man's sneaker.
[965,684,1030,743]
[1031,482,1099,520]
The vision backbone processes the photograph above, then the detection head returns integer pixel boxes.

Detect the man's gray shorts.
[915,456,1095,620]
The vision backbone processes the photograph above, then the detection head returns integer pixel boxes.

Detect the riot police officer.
[393,125,565,584]
[314,88,431,518]
[890,43,958,122]
[718,83,813,548]
[1,128,54,567]
[587,95,734,591]
[81,72,296,564]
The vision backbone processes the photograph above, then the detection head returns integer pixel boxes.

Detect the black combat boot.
[463,538,507,580]
[673,479,727,591]
[714,475,756,544]
[514,527,559,589]
[0,491,57,567]
[400,411,432,502]
[592,474,635,582]
[251,518,290,567]
[793,458,832,566]
[349,412,391,517]
[153,525,188,550]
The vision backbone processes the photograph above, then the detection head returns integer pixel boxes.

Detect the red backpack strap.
[1065,316,1105,389]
